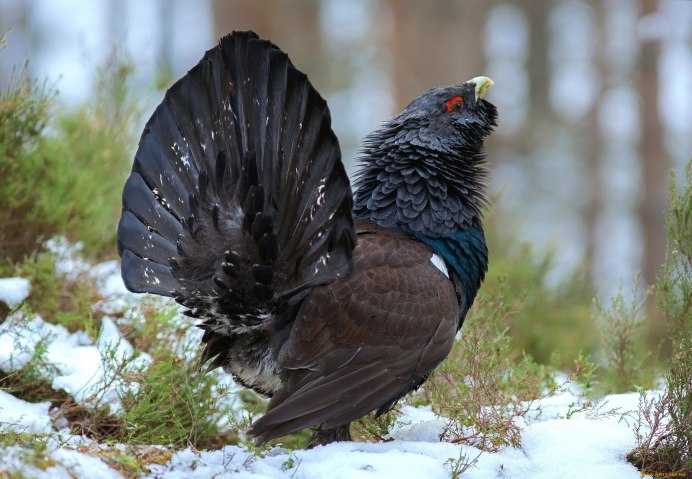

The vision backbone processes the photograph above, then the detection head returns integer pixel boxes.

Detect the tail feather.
[132,130,195,220]
[117,31,356,334]
[116,211,176,265]
[120,249,178,296]
[120,173,184,241]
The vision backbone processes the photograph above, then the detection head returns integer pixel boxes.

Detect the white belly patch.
[430,254,449,278]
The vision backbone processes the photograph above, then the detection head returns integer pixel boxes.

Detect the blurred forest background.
[1,0,690,365]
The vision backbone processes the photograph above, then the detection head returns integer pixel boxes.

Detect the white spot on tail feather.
[316,178,327,206]
[430,254,449,278]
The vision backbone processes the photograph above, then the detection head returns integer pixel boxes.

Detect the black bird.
[116,31,497,446]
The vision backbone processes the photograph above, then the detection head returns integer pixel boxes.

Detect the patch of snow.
[0,277,31,308]
[44,237,90,280]
[43,239,138,307]
[0,312,151,414]
[141,392,645,479]
[524,390,586,422]
[0,313,85,372]
[388,405,447,442]
[79,254,145,317]
[50,448,123,479]
[0,389,52,434]
[514,418,639,479]
[0,447,49,478]
[91,260,133,300]
[98,316,146,365]
[552,370,584,396]
[145,442,468,479]
[144,391,645,479]
[0,444,121,479]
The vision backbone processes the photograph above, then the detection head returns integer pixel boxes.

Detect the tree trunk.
[638,0,667,289]
[639,0,668,340]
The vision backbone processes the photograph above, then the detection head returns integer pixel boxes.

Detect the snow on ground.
[1,443,123,479]
[0,277,31,309]
[0,312,151,414]
[142,397,641,479]
[0,385,645,479]
[0,239,155,414]
[0,389,52,434]
[0,327,648,479]
[0,241,648,478]
[0,388,644,478]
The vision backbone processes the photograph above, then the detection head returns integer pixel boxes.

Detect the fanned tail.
[117,31,356,342]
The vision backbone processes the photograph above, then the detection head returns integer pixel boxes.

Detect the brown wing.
[248,222,459,443]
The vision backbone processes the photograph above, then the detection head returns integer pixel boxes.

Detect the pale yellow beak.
[468,76,494,101]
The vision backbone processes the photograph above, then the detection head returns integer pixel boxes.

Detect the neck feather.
[352,130,488,237]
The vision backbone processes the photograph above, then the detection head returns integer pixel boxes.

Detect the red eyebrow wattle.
[445,96,464,112]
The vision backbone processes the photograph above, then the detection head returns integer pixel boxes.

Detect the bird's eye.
[445,96,464,113]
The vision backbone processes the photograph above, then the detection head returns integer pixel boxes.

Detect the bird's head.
[353,76,498,235]
[389,76,497,153]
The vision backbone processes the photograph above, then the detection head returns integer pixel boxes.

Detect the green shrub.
[593,279,657,394]
[422,277,557,451]
[114,302,242,449]
[0,62,55,259]
[628,161,692,474]
[0,52,136,262]
[0,251,102,334]
[353,409,399,443]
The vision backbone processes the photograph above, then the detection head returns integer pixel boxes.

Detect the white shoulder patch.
[430,254,449,278]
